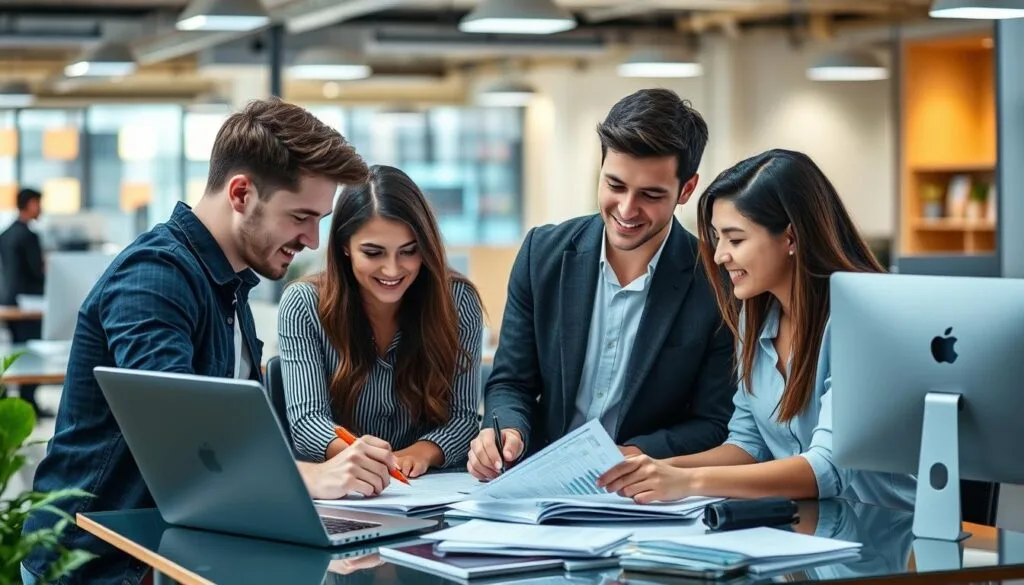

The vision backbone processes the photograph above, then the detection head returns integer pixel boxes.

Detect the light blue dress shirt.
[724,302,917,511]
[568,223,672,437]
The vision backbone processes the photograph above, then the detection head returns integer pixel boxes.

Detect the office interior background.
[1,0,1022,500]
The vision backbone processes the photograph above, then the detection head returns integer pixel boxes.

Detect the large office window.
[184,109,230,206]
[87,105,184,241]
[0,103,524,250]
[306,105,524,246]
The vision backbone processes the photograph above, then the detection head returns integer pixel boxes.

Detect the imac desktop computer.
[830,272,1024,544]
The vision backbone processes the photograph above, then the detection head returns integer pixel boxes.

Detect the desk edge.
[75,514,215,585]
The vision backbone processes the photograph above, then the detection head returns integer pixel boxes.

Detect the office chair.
[963,479,1000,526]
[265,356,293,450]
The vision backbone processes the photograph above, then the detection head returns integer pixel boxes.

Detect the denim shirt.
[724,303,916,511]
[23,202,263,585]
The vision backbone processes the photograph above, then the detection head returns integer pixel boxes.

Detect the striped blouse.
[277,279,483,466]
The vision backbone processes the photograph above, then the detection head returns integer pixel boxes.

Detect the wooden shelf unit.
[900,33,997,256]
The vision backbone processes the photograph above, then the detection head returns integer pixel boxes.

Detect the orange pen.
[334,426,410,485]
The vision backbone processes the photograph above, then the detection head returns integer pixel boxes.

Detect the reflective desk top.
[77,498,1024,585]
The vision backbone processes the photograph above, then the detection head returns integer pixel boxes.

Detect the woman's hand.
[597,455,698,504]
[394,441,444,478]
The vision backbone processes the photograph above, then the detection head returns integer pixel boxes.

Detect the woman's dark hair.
[309,165,480,430]
[697,149,884,422]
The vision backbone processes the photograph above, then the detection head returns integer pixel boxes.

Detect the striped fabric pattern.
[277,279,483,466]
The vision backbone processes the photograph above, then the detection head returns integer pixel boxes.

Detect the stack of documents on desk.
[621,526,861,577]
[447,419,720,523]
[424,520,632,558]
[448,494,718,524]
[316,472,483,515]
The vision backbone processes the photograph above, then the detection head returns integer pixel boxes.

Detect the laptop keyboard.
[320,516,381,535]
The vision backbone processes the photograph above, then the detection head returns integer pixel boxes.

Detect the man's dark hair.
[597,88,709,184]
[16,188,41,211]
[206,97,369,199]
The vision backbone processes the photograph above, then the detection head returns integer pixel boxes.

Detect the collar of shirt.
[375,330,403,363]
[168,201,260,293]
[598,220,672,291]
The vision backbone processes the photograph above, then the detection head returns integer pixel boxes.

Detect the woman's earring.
[789,250,795,256]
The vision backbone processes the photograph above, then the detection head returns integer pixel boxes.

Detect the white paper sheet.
[424,519,632,556]
[474,419,625,500]
[315,472,484,513]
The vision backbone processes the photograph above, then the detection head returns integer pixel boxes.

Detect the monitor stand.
[912,538,964,572]
[912,392,970,542]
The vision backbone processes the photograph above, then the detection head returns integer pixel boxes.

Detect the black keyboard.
[320,516,380,535]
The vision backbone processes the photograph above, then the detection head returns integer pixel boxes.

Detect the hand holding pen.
[335,426,409,485]
[466,413,524,481]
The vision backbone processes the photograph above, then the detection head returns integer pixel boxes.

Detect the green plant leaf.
[0,351,24,376]
[0,398,35,454]
[25,489,93,511]
[43,549,97,583]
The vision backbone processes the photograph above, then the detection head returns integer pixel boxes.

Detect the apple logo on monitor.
[198,443,222,473]
[931,327,958,364]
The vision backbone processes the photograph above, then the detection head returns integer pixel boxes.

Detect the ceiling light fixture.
[477,80,536,107]
[0,81,34,107]
[807,50,888,81]
[177,0,270,32]
[617,49,703,78]
[289,48,372,81]
[930,0,1024,19]
[64,42,137,78]
[459,0,576,35]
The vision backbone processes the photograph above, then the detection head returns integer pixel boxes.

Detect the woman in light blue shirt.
[598,149,916,510]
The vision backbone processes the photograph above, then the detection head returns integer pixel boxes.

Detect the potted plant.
[0,351,94,584]
[966,181,989,221]
[920,182,944,220]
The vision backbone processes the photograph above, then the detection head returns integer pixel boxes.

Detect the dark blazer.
[485,214,736,460]
[0,219,44,305]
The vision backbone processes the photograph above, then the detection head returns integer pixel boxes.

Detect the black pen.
[491,414,506,473]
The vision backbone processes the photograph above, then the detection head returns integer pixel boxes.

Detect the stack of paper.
[379,542,565,581]
[316,472,483,515]
[423,520,633,558]
[621,526,862,576]
[448,494,719,524]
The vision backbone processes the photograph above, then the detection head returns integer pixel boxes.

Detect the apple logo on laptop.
[931,327,958,364]
[198,443,222,473]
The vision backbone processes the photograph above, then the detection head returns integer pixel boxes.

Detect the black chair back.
[265,355,292,447]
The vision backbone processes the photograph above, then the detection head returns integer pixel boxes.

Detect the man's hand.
[395,441,444,478]
[300,435,395,499]
[618,445,643,457]
[467,427,524,481]
[596,454,695,504]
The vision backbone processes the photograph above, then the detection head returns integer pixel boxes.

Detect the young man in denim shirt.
[22,98,396,585]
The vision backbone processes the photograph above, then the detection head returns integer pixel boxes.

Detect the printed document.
[474,419,624,500]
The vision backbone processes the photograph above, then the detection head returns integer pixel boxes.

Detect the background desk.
[1,343,68,385]
[0,306,43,322]
[75,500,1024,585]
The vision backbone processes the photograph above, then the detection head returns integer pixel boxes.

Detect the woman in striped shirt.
[278,164,483,480]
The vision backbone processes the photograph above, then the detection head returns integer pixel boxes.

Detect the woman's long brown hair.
[309,165,480,431]
[696,149,884,422]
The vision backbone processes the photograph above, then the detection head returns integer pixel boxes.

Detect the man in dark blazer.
[0,187,47,415]
[467,89,736,480]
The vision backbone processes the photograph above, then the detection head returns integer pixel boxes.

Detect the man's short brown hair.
[206,97,369,199]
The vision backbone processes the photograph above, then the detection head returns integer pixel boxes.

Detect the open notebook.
[316,472,484,515]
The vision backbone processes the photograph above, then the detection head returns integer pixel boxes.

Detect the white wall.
[503,31,896,240]
[732,34,895,239]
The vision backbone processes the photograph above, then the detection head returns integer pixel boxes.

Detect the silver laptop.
[93,366,436,547]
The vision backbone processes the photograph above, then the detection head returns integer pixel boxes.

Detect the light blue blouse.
[723,303,917,511]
